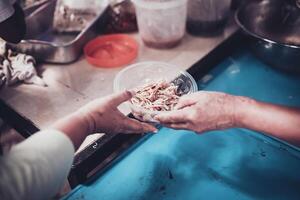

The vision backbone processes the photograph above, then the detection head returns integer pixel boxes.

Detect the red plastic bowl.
[84,34,138,68]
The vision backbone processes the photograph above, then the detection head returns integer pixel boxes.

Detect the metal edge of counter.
[0,99,40,138]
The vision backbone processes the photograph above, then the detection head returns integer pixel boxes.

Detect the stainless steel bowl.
[236,0,300,73]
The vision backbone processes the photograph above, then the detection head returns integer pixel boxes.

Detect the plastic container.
[187,0,231,35]
[84,34,138,68]
[62,0,103,10]
[133,0,187,49]
[114,61,198,122]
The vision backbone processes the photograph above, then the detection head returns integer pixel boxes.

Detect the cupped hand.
[77,90,157,134]
[154,91,239,133]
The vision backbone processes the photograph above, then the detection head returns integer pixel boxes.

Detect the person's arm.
[235,96,300,146]
[0,1,26,43]
[53,90,157,150]
[0,91,156,200]
[155,91,300,146]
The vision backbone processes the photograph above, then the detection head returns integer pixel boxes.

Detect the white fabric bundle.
[0,38,46,88]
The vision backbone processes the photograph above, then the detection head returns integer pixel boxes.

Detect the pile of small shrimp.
[131,80,180,111]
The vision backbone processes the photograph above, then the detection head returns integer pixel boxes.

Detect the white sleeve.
[0,0,14,22]
[0,130,75,200]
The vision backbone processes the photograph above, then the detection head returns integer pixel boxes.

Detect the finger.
[122,118,157,133]
[175,91,215,109]
[175,95,198,110]
[162,122,190,130]
[175,98,197,110]
[154,108,190,124]
[106,90,133,107]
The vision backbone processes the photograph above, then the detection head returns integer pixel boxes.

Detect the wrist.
[54,112,90,135]
[75,108,97,134]
[215,93,240,129]
[52,112,91,150]
[233,96,257,128]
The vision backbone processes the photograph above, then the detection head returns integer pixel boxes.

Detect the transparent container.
[187,0,232,35]
[62,0,103,10]
[113,61,198,122]
[133,0,187,49]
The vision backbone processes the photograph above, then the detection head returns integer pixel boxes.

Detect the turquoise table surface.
[63,50,300,200]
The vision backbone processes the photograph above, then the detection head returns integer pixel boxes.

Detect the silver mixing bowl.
[236,0,300,73]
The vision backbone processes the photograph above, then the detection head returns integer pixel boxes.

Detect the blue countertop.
[63,50,300,200]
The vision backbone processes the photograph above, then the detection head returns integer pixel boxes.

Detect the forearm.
[235,97,300,146]
[52,112,89,150]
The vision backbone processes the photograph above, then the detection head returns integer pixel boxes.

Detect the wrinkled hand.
[155,91,239,133]
[77,91,157,134]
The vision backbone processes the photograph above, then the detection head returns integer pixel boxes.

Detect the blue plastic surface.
[63,50,300,200]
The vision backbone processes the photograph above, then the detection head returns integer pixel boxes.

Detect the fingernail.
[149,127,158,133]
[124,90,132,97]
[128,90,136,96]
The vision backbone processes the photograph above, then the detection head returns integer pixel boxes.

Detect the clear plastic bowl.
[113,61,198,122]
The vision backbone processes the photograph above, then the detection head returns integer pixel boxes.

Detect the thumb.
[107,90,134,106]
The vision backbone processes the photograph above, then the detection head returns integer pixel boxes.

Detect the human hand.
[154,91,240,133]
[77,90,157,134]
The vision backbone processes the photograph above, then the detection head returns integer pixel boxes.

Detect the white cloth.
[0,0,15,22]
[0,130,75,200]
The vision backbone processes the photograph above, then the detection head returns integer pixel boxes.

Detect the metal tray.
[9,0,109,64]
[64,31,300,200]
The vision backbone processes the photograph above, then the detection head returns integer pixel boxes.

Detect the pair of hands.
[63,89,300,149]
[77,90,238,136]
